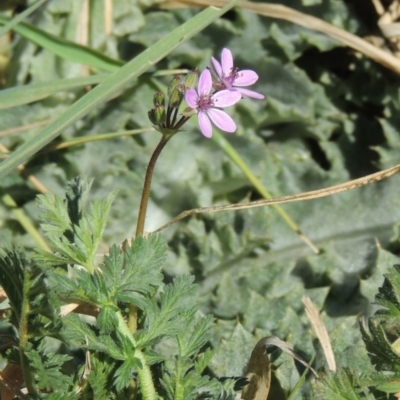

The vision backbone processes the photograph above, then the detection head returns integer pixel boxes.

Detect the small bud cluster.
[148,48,264,138]
[148,70,199,136]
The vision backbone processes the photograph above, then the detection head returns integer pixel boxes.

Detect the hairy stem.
[19,270,38,396]
[128,303,138,334]
[174,357,184,400]
[116,311,156,400]
[136,134,171,236]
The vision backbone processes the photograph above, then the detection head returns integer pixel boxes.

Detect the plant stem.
[116,311,156,400]
[19,270,38,396]
[135,134,171,236]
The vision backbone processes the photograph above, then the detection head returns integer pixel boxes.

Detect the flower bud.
[148,108,158,125]
[148,106,166,125]
[154,104,166,124]
[168,84,184,108]
[167,76,181,97]
[184,69,198,90]
[153,92,165,107]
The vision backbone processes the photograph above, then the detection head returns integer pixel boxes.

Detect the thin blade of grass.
[0,74,108,109]
[0,1,239,179]
[2,194,50,252]
[0,0,48,38]
[0,70,187,109]
[0,15,124,72]
[41,128,155,152]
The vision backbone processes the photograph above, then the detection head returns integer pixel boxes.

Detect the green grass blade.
[2,193,50,252]
[0,15,123,72]
[43,128,154,152]
[0,0,48,38]
[0,74,108,109]
[0,1,239,179]
[0,70,187,109]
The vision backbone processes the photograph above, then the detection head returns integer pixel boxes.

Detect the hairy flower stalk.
[135,134,171,237]
[136,71,200,237]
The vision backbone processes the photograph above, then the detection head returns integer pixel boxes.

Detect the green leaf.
[209,323,256,377]
[86,357,116,400]
[113,358,139,392]
[137,275,198,347]
[25,339,73,392]
[97,305,119,335]
[35,176,114,272]
[44,392,80,400]
[102,234,167,305]
[178,313,215,358]
[61,313,100,346]
[312,369,374,400]
[0,74,107,109]
[375,264,400,318]
[360,318,400,372]
[0,15,124,72]
[0,247,25,323]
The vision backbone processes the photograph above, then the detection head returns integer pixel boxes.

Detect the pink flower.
[211,48,264,100]
[185,69,241,138]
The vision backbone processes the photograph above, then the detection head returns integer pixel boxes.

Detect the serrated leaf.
[35,176,114,272]
[61,314,112,354]
[210,323,256,377]
[137,275,197,347]
[102,234,166,305]
[0,248,25,323]
[113,360,136,392]
[86,357,116,400]
[25,339,73,392]
[312,369,374,400]
[178,313,215,358]
[360,318,400,372]
[97,305,119,335]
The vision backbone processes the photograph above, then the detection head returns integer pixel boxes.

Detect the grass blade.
[0,0,48,38]
[0,75,108,109]
[0,15,123,72]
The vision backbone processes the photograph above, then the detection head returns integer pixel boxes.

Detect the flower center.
[222,67,240,88]
[197,94,214,111]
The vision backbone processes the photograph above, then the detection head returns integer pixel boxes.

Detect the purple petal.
[221,48,233,76]
[212,89,242,107]
[236,87,265,99]
[234,70,259,86]
[198,111,213,138]
[211,57,223,79]
[198,69,212,97]
[185,88,199,108]
[207,108,236,133]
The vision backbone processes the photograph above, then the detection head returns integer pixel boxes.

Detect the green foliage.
[0,177,233,398]
[359,264,400,394]
[313,369,375,400]
[25,339,73,392]
[35,176,114,273]
[3,0,400,399]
